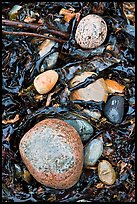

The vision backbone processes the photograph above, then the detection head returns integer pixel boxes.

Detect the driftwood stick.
[2,30,66,43]
[2,19,69,39]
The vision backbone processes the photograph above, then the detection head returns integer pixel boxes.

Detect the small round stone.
[19,118,83,189]
[104,96,125,124]
[84,138,103,167]
[98,160,116,185]
[33,70,58,94]
[75,14,107,49]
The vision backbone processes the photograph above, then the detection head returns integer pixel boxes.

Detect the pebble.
[63,113,94,142]
[98,160,116,185]
[8,5,22,20]
[104,96,125,124]
[84,138,103,167]
[59,8,80,23]
[83,109,102,120]
[19,118,83,189]
[75,14,107,49]
[70,72,108,102]
[38,37,59,69]
[34,70,58,94]
[105,79,125,94]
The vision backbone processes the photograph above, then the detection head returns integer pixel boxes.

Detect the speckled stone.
[75,14,107,49]
[98,160,116,185]
[19,118,83,189]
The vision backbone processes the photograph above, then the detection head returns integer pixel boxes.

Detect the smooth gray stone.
[64,114,94,142]
[84,138,103,167]
[104,96,124,124]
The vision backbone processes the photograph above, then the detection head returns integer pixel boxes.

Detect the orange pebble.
[105,79,125,94]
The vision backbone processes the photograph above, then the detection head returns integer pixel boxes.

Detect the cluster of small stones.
[19,14,125,189]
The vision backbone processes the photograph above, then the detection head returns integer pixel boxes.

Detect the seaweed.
[2,2,135,202]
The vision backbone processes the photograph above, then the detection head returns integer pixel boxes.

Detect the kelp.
[2,2,135,202]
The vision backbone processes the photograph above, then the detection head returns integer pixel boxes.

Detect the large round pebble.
[84,138,103,167]
[34,70,58,94]
[75,14,107,49]
[98,160,116,185]
[104,95,125,124]
[19,118,83,189]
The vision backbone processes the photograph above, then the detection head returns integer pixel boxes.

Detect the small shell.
[75,14,107,49]
[34,70,58,94]
[98,160,116,185]
[105,79,125,93]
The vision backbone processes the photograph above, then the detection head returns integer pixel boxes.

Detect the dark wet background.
[2,2,135,202]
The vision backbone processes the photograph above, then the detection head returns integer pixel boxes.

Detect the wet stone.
[98,160,116,185]
[70,72,108,102]
[38,36,59,70]
[84,138,103,167]
[75,14,107,49]
[19,118,83,189]
[33,70,58,94]
[104,96,125,124]
[63,113,94,142]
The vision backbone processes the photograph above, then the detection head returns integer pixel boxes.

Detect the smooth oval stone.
[98,160,116,185]
[104,96,124,124]
[75,14,107,49]
[34,70,58,94]
[64,114,94,142]
[19,118,83,189]
[84,138,103,167]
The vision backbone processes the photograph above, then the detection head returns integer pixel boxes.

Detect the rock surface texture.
[75,14,107,49]
[19,118,84,189]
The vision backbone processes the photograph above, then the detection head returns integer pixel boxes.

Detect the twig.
[2,30,66,43]
[2,19,69,39]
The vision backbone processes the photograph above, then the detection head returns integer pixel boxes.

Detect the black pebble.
[104,96,124,124]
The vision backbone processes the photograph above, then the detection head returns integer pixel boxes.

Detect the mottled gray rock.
[19,118,83,189]
[104,96,124,124]
[64,114,94,142]
[84,138,103,167]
